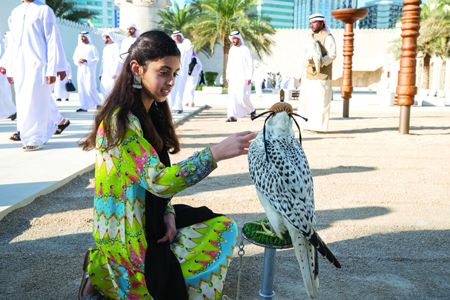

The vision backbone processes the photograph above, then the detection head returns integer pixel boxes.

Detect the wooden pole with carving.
[397,0,421,134]
[332,8,368,118]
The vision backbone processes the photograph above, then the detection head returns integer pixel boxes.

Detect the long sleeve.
[73,46,80,66]
[42,6,66,76]
[243,46,253,80]
[226,49,233,81]
[4,17,15,76]
[321,35,336,67]
[112,44,123,77]
[0,37,4,59]
[96,114,217,199]
[88,46,99,66]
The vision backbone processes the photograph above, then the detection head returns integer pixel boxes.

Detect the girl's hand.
[157,213,177,244]
[211,131,257,162]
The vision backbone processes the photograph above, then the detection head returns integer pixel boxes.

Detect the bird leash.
[223,233,246,300]
[236,234,246,300]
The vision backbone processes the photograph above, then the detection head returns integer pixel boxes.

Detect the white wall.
[197,28,400,84]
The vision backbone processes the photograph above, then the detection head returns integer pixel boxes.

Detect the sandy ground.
[1,105,450,299]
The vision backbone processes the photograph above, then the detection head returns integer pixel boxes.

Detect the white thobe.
[0,35,15,119]
[119,36,137,61]
[298,34,336,132]
[169,38,193,111]
[73,43,101,110]
[226,44,254,118]
[183,57,202,106]
[5,1,67,146]
[252,64,266,97]
[53,61,72,100]
[100,43,122,99]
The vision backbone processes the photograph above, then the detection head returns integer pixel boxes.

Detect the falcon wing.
[248,134,315,238]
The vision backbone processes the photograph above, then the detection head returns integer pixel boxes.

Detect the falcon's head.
[266,111,294,138]
[252,101,307,142]
[252,100,308,161]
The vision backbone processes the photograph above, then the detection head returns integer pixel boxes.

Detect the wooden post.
[397,0,421,134]
[332,8,368,118]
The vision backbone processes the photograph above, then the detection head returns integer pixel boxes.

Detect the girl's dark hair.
[80,30,181,154]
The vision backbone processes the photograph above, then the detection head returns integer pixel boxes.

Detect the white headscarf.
[228,30,245,45]
[309,13,325,22]
[78,31,91,45]
[101,31,118,44]
[125,23,140,37]
[171,30,184,41]
[308,13,330,32]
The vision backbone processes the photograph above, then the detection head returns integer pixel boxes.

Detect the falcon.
[248,101,341,299]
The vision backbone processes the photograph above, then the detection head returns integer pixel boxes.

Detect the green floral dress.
[86,113,237,299]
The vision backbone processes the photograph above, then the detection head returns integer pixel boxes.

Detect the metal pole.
[259,248,276,300]
[399,106,411,134]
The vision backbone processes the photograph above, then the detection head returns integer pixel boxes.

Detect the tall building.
[73,0,119,28]
[256,0,358,29]
[296,0,359,29]
[358,0,403,29]
[256,0,296,29]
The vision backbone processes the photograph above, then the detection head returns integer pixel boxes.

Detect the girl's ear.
[130,60,143,76]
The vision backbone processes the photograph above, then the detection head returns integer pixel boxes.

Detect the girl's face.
[140,56,180,102]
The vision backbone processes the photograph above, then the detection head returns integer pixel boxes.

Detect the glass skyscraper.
[256,0,360,29]
[358,0,403,29]
[72,0,119,28]
[256,0,296,29]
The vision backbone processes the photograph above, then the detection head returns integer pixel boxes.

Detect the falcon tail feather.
[309,232,341,268]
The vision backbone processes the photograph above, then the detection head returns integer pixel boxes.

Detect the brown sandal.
[9,131,20,141]
[55,119,70,135]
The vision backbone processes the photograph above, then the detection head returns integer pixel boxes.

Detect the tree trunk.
[422,53,431,89]
[223,37,231,88]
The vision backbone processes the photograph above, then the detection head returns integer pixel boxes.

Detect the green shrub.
[204,71,218,86]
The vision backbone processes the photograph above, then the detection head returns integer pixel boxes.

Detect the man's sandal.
[9,131,20,141]
[55,119,70,135]
[22,145,42,152]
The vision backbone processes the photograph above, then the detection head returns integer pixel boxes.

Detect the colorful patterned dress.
[86,113,237,299]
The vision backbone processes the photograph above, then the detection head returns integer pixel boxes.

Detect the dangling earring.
[133,75,142,89]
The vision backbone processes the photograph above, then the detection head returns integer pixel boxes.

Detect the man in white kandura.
[0,33,16,120]
[252,61,266,98]
[5,0,70,151]
[99,32,122,99]
[298,13,336,133]
[119,23,140,60]
[169,30,193,114]
[183,51,202,107]
[73,31,101,112]
[225,30,255,122]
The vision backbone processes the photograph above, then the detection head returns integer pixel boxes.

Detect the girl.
[79,30,255,299]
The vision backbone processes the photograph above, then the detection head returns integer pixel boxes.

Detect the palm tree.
[417,0,450,89]
[157,3,201,38]
[46,0,98,23]
[189,0,275,84]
